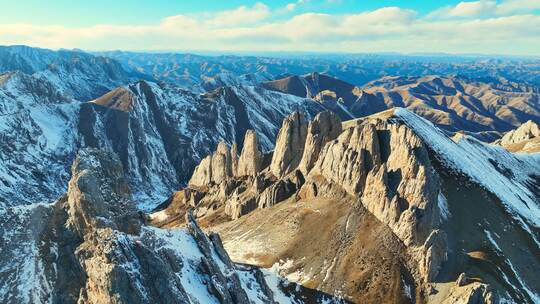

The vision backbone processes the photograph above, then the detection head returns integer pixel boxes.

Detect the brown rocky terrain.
[152,109,540,303]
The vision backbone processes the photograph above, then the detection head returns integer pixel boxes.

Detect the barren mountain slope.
[263,73,540,140]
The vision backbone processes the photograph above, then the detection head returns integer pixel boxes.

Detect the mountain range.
[1,45,540,303]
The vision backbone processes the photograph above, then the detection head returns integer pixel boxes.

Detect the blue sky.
[0,1,462,26]
[0,0,539,55]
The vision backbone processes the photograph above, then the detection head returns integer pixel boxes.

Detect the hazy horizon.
[4,44,540,59]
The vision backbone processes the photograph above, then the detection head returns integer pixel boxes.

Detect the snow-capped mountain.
[0,45,148,101]
[0,67,327,210]
[99,51,540,89]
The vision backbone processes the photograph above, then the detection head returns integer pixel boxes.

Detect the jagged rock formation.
[270,112,308,178]
[4,47,540,213]
[497,120,540,146]
[1,148,342,303]
[155,109,540,303]
[237,130,263,177]
[189,142,235,187]
[298,111,342,174]
[494,120,540,152]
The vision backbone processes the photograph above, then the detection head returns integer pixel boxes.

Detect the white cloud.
[201,2,270,27]
[0,2,538,55]
[429,0,540,19]
[497,0,540,14]
[282,0,308,12]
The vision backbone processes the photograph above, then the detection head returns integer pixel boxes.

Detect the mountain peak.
[91,86,137,112]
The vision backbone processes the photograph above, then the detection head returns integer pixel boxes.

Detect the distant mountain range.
[99,50,540,90]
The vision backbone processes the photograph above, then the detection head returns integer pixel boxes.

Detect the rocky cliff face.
[237,130,264,177]
[1,148,340,304]
[0,71,79,207]
[155,109,540,303]
[81,82,326,210]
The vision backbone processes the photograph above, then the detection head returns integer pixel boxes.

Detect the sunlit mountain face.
[1,1,540,303]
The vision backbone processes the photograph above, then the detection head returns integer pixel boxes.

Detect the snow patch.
[438,192,450,221]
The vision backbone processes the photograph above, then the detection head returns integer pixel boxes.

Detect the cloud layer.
[1,1,539,55]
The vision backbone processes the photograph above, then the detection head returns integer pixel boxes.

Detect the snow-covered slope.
[0,71,79,207]
[0,45,146,101]
[393,108,540,302]
[0,71,326,210]
[394,108,540,236]
[202,71,272,91]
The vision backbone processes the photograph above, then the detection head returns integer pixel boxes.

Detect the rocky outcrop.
[270,112,308,178]
[170,113,443,248]
[156,109,540,303]
[257,178,298,209]
[184,210,254,304]
[236,130,263,177]
[189,142,234,187]
[309,122,380,196]
[497,120,540,146]
[65,149,140,237]
[420,230,448,282]
[494,120,540,152]
[298,111,342,174]
[308,119,440,247]
[438,282,497,304]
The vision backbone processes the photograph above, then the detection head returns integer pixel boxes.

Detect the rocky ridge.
[153,109,540,303]
[152,110,450,300]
